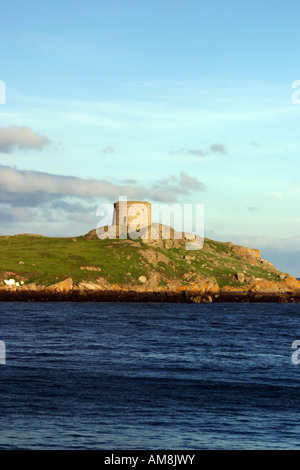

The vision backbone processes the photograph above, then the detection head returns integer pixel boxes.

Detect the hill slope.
[0,228,299,302]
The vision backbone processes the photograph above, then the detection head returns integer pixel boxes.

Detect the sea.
[0,301,300,450]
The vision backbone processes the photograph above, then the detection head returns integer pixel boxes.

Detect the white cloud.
[0,165,205,207]
[0,126,51,153]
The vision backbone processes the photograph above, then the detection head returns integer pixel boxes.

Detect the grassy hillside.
[0,232,286,289]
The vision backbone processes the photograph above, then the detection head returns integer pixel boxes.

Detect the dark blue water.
[0,301,300,450]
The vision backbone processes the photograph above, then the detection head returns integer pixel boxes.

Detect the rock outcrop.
[221,275,300,294]
[46,278,73,292]
[230,244,261,266]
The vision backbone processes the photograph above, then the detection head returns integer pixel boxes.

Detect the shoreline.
[0,289,299,303]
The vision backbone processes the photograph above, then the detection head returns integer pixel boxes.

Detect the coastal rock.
[46,278,73,292]
[77,282,101,292]
[166,275,219,295]
[236,272,246,283]
[250,275,300,293]
[203,277,220,294]
[221,275,300,294]
[231,245,261,265]
[76,276,109,292]
[250,279,285,293]
[282,276,300,291]
[260,259,277,271]
[135,273,161,292]
[192,295,213,303]
[23,283,37,291]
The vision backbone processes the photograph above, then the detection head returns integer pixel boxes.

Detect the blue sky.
[1,0,300,275]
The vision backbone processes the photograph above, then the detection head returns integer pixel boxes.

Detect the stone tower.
[112,200,152,234]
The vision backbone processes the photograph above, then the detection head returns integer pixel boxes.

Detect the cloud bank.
[0,165,205,208]
[0,126,51,153]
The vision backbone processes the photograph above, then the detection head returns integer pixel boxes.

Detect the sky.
[1,0,300,275]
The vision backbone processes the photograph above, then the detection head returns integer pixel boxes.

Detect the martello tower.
[112,200,152,232]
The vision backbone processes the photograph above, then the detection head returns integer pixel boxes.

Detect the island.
[0,225,299,303]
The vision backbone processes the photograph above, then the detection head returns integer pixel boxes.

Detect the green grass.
[0,233,286,288]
